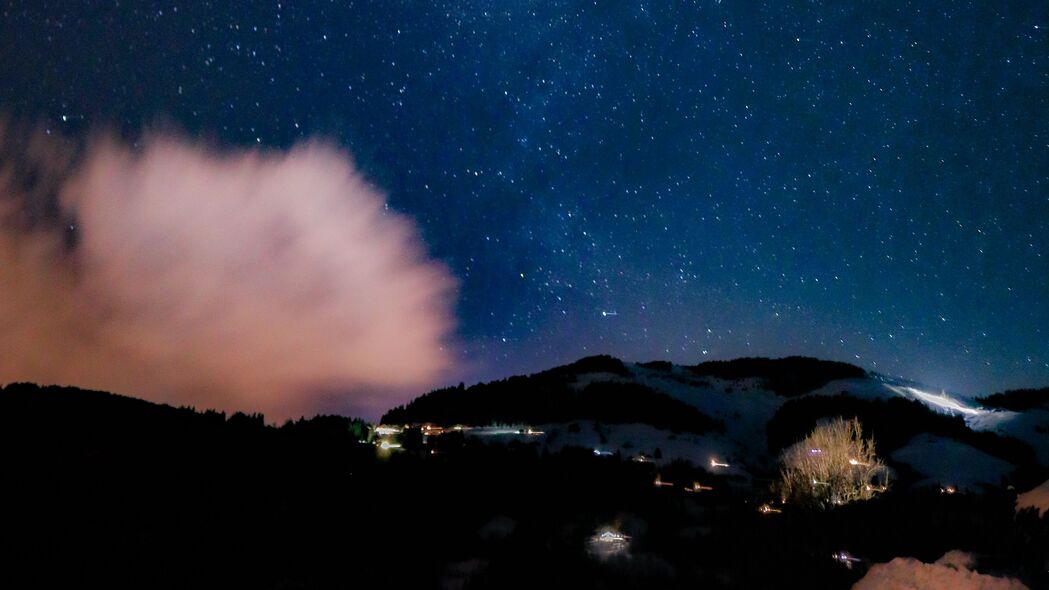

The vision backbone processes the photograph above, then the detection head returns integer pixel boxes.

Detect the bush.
[778,417,889,508]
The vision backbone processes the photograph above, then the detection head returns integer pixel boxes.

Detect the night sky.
[2,1,1046,398]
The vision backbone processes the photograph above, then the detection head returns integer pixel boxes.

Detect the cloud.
[852,551,1028,590]
[0,128,456,421]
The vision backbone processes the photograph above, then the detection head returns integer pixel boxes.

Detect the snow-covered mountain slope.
[622,362,1046,470]
[890,433,1015,491]
[386,356,1048,487]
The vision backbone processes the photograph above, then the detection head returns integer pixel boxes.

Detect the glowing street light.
[653,474,674,488]
[832,551,861,569]
[710,458,730,468]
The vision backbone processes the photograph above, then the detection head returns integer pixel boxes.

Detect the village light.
[587,528,631,561]
[653,474,674,488]
[832,551,861,569]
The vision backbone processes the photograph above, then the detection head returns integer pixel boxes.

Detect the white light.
[587,528,631,561]
[885,384,987,416]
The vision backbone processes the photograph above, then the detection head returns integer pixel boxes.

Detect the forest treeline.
[382,355,722,433]
[977,387,1049,412]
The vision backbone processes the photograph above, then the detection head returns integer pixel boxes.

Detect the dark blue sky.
[2,1,1046,396]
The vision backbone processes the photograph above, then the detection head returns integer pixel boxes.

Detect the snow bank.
[852,551,1028,590]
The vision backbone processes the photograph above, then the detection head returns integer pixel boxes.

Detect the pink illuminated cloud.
[0,129,457,421]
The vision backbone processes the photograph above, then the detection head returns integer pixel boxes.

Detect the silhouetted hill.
[686,356,868,397]
[0,382,368,442]
[977,387,1049,412]
[382,355,722,434]
[0,383,391,589]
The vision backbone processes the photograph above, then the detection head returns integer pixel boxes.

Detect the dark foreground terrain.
[2,381,1047,589]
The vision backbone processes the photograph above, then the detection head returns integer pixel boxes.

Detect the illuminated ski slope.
[883,384,988,417]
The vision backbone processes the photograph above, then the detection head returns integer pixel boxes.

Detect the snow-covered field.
[467,420,748,480]
[890,434,1015,491]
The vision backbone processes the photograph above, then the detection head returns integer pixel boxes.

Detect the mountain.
[382,355,1049,492]
[3,362,1048,589]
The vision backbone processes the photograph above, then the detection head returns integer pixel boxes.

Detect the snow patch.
[890,434,1014,491]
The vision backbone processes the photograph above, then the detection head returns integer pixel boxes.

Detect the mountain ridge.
[380,354,1049,493]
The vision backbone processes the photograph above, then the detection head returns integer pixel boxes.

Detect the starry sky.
[1,1,1046,397]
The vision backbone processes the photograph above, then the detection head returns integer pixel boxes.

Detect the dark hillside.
[977,387,1049,412]
[1,377,1047,589]
[687,357,867,397]
[382,356,721,434]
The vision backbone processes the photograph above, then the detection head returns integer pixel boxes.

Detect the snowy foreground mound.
[852,551,1029,590]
